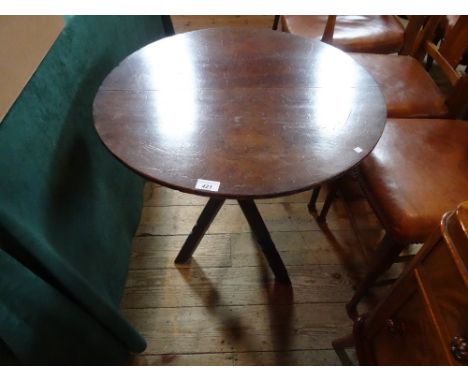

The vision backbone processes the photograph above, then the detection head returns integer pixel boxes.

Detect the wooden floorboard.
[120,15,389,366]
[129,349,354,366]
[134,201,379,236]
[131,229,375,270]
[122,303,351,354]
[122,264,359,309]
[131,233,233,269]
[171,16,277,33]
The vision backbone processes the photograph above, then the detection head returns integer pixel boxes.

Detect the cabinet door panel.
[419,244,468,365]
[372,274,449,365]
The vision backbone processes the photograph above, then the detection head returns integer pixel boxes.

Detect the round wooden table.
[93,28,387,284]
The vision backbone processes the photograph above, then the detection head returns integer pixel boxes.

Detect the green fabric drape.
[0,15,169,364]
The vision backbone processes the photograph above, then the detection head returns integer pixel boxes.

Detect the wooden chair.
[348,15,468,118]
[311,18,468,315]
[280,16,405,54]
[345,118,468,318]
[333,201,468,365]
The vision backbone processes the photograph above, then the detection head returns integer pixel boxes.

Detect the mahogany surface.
[93,28,386,200]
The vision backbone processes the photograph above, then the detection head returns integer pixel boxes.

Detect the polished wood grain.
[93,27,386,199]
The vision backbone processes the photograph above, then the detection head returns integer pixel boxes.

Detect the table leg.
[175,197,225,264]
[307,186,321,212]
[237,199,292,285]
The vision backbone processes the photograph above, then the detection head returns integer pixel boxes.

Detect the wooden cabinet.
[354,202,468,365]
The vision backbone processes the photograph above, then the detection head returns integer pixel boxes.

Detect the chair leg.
[346,233,405,320]
[317,183,338,223]
[307,187,321,212]
[272,15,280,30]
[332,334,355,366]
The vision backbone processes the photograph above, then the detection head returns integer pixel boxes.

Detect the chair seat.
[350,53,448,118]
[360,119,468,243]
[281,16,404,54]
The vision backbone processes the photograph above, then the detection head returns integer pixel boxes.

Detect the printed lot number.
[195,179,220,192]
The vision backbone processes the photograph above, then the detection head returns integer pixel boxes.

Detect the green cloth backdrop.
[0,15,170,365]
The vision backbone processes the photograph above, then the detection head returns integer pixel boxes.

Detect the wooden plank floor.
[123,183,379,366]
[124,176,394,365]
[170,15,277,32]
[122,16,388,366]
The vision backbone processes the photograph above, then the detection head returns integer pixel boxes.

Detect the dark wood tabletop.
[93,27,387,200]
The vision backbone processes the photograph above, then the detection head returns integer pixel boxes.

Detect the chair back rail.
[409,16,468,117]
[438,15,468,68]
[418,16,468,87]
[409,15,444,59]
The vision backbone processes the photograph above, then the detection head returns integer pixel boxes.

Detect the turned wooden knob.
[385,319,405,336]
[450,336,468,363]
